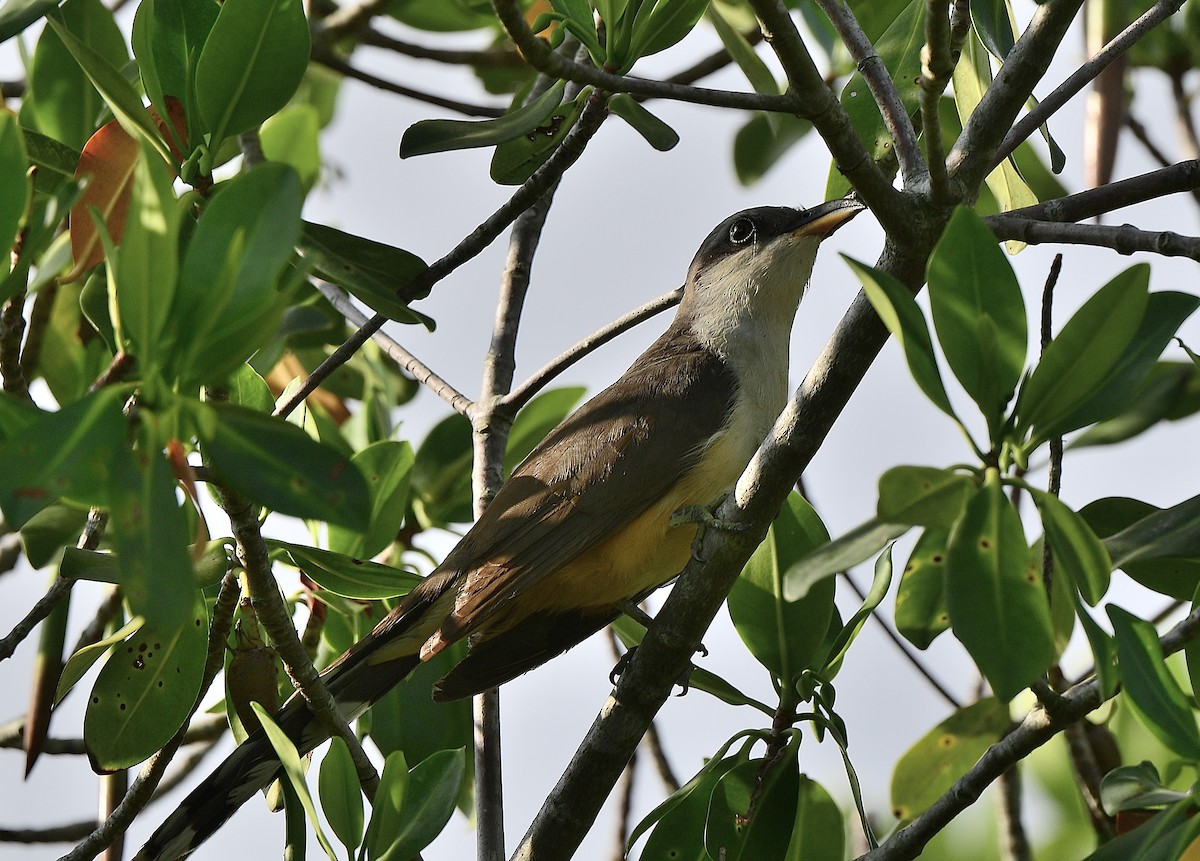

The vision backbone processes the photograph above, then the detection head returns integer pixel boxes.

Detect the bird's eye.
[728,218,755,245]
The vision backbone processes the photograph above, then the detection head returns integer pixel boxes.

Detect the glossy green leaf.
[200,401,371,529]
[401,80,566,158]
[626,0,711,67]
[826,0,925,199]
[369,749,464,861]
[1103,492,1200,570]
[59,546,119,583]
[1064,291,1200,438]
[0,110,29,269]
[253,704,339,861]
[783,517,910,602]
[107,429,197,629]
[44,17,173,164]
[927,207,1027,434]
[822,545,894,674]
[733,112,812,186]
[633,747,748,859]
[229,363,275,413]
[1074,361,1200,448]
[877,466,974,530]
[83,595,207,771]
[946,476,1053,701]
[972,0,1017,58]
[786,775,845,861]
[707,4,776,95]
[1020,265,1150,441]
[270,541,420,599]
[20,129,81,191]
[953,31,1036,223]
[1100,762,1188,814]
[895,528,951,649]
[260,104,321,189]
[504,386,585,475]
[847,255,956,419]
[1080,797,1200,861]
[490,88,585,185]
[1082,496,1200,601]
[1031,490,1112,606]
[298,221,430,323]
[410,410,473,527]
[846,0,912,41]
[1108,605,1200,760]
[28,0,128,150]
[0,386,127,526]
[0,389,42,440]
[194,0,310,147]
[608,93,679,151]
[1073,592,1118,700]
[706,742,800,861]
[173,164,303,383]
[0,0,59,42]
[890,698,1010,819]
[319,737,365,857]
[388,0,495,32]
[549,0,604,62]
[108,140,181,363]
[19,503,88,568]
[729,493,835,683]
[328,441,415,559]
[56,618,142,704]
[364,751,409,860]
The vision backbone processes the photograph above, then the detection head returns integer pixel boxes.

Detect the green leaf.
[260,104,321,189]
[199,401,372,529]
[1108,605,1200,760]
[1081,496,1200,601]
[1103,493,1200,570]
[1080,797,1200,861]
[410,410,473,527]
[549,0,604,63]
[253,704,339,861]
[0,0,59,43]
[0,109,30,272]
[0,386,128,526]
[107,427,197,629]
[786,776,845,861]
[83,595,207,771]
[890,698,1010,819]
[173,164,303,383]
[27,0,128,150]
[19,503,89,568]
[927,207,1027,435]
[1031,490,1112,606]
[625,0,711,68]
[733,112,812,186]
[1100,762,1188,815]
[1019,265,1150,441]
[706,742,801,861]
[729,493,835,683]
[895,528,951,649]
[0,390,41,440]
[1073,592,1118,700]
[1074,361,1200,449]
[318,737,365,857]
[490,87,586,185]
[821,545,894,674]
[707,4,776,95]
[877,466,974,530]
[634,750,746,860]
[270,540,420,599]
[608,93,679,151]
[20,129,81,191]
[298,221,430,323]
[194,0,310,148]
[44,17,173,164]
[364,751,409,860]
[972,0,1017,58]
[783,517,910,602]
[401,80,566,158]
[846,255,956,419]
[946,476,1053,701]
[59,546,119,583]
[56,618,142,704]
[370,749,464,861]
[826,0,925,199]
[328,441,415,559]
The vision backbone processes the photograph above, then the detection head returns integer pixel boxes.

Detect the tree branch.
[361,29,526,68]
[1002,159,1200,223]
[814,0,926,188]
[313,51,506,117]
[919,0,956,202]
[993,0,1186,168]
[985,215,1200,259]
[949,0,1085,195]
[274,92,611,421]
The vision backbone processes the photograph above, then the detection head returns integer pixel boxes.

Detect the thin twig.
[919,0,956,201]
[1002,159,1200,223]
[274,91,611,421]
[0,289,29,399]
[985,216,1200,259]
[1169,67,1200,161]
[992,0,1186,168]
[505,287,683,412]
[998,766,1032,861]
[314,51,506,117]
[361,29,527,68]
[0,575,73,662]
[0,713,226,755]
[1039,254,1063,600]
[1,822,98,844]
[59,574,241,861]
[664,28,765,87]
[841,572,961,709]
[814,0,926,187]
[315,282,474,415]
[19,281,56,382]
[1125,113,1178,168]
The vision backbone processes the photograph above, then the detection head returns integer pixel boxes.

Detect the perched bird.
[135,198,865,861]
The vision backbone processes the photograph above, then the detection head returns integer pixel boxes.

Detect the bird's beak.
[789,197,867,238]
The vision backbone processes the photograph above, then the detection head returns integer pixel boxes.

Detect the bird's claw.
[609,645,702,696]
[669,502,748,533]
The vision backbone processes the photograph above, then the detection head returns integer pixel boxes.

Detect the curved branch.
[985,216,1200,259]
[314,51,506,117]
[1004,159,1200,224]
[993,0,1187,168]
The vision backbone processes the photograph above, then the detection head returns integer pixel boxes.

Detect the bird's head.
[681,198,865,353]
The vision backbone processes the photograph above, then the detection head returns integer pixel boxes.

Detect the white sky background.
[3,3,1200,860]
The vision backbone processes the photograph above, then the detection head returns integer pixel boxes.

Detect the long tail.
[133,571,455,861]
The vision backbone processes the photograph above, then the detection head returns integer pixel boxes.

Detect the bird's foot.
[608,646,697,696]
[670,502,748,533]
[618,602,709,655]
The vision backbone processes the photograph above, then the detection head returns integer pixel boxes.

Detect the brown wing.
[436,325,737,643]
